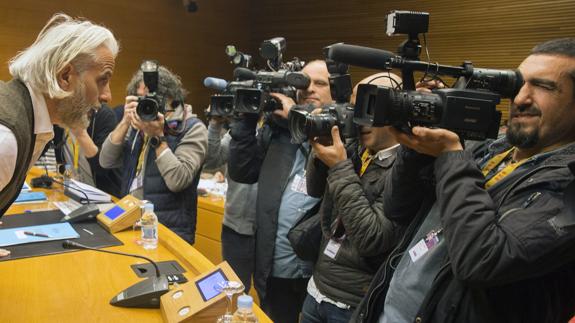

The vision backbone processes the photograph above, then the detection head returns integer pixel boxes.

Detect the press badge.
[408,228,442,263]
[324,239,341,259]
[291,173,308,195]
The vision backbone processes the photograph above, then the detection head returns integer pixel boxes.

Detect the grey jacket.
[204,121,257,235]
[307,143,403,308]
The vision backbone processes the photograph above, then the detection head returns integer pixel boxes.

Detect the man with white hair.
[0,13,119,255]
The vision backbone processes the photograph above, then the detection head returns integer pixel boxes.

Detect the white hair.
[8,13,119,99]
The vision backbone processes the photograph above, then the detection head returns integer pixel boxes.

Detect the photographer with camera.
[100,65,207,245]
[203,112,258,293]
[300,73,404,323]
[228,59,332,323]
[355,38,575,323]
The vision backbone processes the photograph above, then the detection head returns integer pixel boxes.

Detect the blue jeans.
[301,293,353,323]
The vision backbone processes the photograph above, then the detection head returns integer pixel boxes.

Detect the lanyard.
[482,148,527,189]
[360,149,372,176]
[65,129,80,170]
[135,135,149,177]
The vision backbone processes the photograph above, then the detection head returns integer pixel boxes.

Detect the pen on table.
[24,208,57,213]
[24,231,50,238]
[82,228,94,236]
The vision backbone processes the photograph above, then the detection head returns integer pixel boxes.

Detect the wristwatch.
[150,135,167,148]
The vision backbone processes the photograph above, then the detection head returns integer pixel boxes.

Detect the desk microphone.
[62,240,169,308]
[37,176,100,223]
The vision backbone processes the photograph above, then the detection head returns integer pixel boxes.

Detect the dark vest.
[0,80,36,215]
[121,118,202,244]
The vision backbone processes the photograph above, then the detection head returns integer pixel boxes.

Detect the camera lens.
[288,108,337,144]
[137,97,159,121]
[235,89,262,114]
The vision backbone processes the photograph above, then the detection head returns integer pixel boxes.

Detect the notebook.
[14,191,47,204]
[0,223,80,247]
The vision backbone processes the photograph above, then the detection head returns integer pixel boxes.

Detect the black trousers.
[262,276,309,323]
[221,224,255,293]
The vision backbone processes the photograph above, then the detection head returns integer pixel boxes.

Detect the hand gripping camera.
[136,60,163,121]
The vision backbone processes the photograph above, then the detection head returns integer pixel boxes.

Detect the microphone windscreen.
[326,43,396,71]
[285,72,310,89]
[234,67,256,81]
[203,77,228,91]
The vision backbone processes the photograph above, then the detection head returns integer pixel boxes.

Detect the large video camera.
[204,37,310,118]
[136,60,164,122]
[288,59,357,144]
[325,11,524,140]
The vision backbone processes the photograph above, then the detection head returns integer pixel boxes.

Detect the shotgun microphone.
[62,240,169,308]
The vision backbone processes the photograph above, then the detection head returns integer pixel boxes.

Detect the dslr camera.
[288,59,357,144]
[136,60,164,121]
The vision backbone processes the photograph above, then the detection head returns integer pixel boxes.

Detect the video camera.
[288,59,357,144]
[204,37,310,118]
[325,11,524,141]
[136,60,164,122]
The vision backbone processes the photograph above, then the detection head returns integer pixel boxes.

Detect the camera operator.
[300,73,404,323]
[355,38,575,323]
[203,112,258,292]
[100,66,207,245]
[228,60,333,323]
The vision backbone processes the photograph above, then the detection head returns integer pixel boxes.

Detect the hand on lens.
[390,126,463,157]
[310,126,347,168]
[270,92,296,119]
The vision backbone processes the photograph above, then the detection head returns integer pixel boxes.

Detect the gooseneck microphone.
[62,240,169,308]
[62,240,161,277]
[39,176,101,223]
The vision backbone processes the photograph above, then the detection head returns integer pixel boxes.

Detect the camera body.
[233,70,307,114]
[355,85,501,140]
[136,61,163,121]
[289,103,356,144]
[288,57,357,143]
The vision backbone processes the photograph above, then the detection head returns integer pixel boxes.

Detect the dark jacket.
[120,118,202,244]
[228,114,320,301]
[85,105,122,197]
[53,105,122,197]
[356,142,575,323]
[0,80,36,215]
[306,143,405,308]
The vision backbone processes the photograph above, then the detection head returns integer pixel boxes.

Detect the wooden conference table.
[0,168,271,323]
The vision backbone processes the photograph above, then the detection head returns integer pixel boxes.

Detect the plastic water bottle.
[140,203,158,250]
[231,295,258,323]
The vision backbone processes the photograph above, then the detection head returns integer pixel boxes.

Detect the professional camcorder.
[325,11,524,140]
[204,37,310,117]
[136,60,164,121]
[288,59,357,144]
